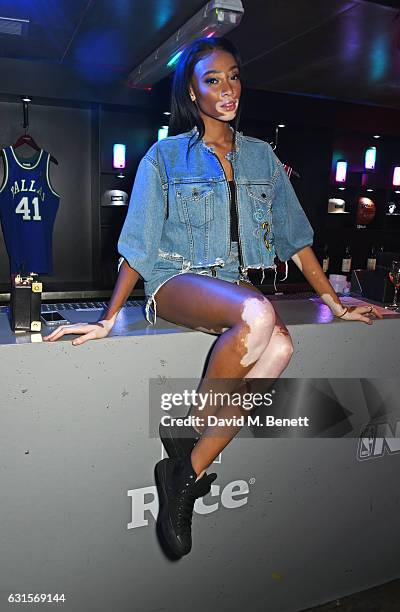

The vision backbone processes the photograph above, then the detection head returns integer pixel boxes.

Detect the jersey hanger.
[269,125,300,179]
[13,132,58,165]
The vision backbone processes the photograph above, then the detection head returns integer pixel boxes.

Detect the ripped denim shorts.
[144,242,250,325]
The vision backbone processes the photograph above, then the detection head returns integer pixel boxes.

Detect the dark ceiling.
[0,0,399,109]
[235,0,400,109]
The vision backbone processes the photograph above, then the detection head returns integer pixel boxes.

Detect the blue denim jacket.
[118,127,314,283]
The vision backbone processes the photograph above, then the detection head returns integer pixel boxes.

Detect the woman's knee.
[237,296,276,367]
[273,327,294,364]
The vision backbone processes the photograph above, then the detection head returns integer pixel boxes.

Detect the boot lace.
[176,474,216,531]
[176,488,197,531]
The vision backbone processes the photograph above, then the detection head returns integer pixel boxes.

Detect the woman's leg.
[242,282,294,379]
[156,273,276,375]
[193,290,293,474]
[155,274,293,475]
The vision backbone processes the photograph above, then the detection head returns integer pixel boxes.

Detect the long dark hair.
[169,37,242,145]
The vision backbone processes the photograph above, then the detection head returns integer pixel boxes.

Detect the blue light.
[155,2,174,29]
[370,36,388,82]
[167,50,183,67]
[158,127,169,141]
[365,147,376,170]
[113,144,126,169]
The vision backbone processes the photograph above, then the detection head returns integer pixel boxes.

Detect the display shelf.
[100,170,132,176]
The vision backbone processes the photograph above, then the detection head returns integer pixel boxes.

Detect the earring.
[190,93,196,101]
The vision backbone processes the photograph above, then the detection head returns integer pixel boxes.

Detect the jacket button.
[261,193,266,198]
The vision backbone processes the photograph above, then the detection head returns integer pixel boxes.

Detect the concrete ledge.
[0,297,399,612]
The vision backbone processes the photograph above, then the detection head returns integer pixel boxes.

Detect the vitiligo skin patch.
[291,248,345,315]
[292,253,317,277]
[239,297,275,367]
[195,326,229,335]
[320,293,346,315]
[215,98,239,121]
[291,253,302,271]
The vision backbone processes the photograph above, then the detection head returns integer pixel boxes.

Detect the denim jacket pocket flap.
[175,182,214,227]
[246,183,273,206]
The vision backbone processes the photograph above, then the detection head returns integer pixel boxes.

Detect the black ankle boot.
[155,455,217,557]
[159,421,200,458]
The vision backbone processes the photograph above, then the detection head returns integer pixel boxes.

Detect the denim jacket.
[118,127,314,284]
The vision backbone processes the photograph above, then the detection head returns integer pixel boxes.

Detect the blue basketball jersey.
[0,146,60,274]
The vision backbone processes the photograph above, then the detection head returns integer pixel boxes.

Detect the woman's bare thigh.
[155,273,273,333]
[238,281,289,335]
[156,273,288,334]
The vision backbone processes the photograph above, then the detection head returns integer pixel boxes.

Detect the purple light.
[393,167,400,187]
[113,144,126,169]
[335,160,347,183]
[206,31,216,38]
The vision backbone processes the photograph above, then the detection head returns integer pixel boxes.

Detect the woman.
[44,37,381,558]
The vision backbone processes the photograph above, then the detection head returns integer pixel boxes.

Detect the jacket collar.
[185,125,242,161]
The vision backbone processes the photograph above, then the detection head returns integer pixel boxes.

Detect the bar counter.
[1,293,400,612]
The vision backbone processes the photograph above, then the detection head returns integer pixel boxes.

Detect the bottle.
[377,244,384,268]
[322,244,329,273]
[341,245,352,276]
[366,244,377,271]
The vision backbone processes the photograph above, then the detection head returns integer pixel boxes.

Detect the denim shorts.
[144,242,250,324]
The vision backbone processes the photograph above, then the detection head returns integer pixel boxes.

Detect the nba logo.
[357,424,376,460]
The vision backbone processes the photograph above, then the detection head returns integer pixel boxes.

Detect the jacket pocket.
[246,183,273,212]
[175,182,214,227]
[246,182,273,224]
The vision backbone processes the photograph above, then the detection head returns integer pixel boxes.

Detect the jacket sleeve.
[117,155,165,281]
[271,156,314,262]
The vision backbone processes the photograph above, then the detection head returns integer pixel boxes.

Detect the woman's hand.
[289,248,384,326]
[43,260,140,346]
[43,319,114,345]
[336,305,383,325]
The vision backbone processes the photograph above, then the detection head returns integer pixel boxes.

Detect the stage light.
[113,144,126,169]
[335,160,347,183]
[365,146,376,170]
[128,0,244,88]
